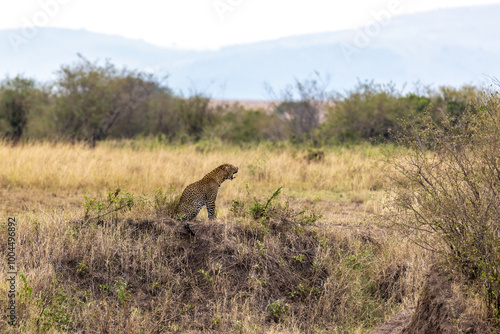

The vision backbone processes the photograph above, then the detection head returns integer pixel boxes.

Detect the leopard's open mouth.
[230,170,238,180]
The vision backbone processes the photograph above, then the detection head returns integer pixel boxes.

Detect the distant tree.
[209,104,282,144]
[175,94,215,140]
[317,81,481,144]
[275,101,320,138]
[270,73,330,141]
[146,87,178,138]
[54,56,159,145]
[0,76,36,142]
[433,85,479,124]
[320,81,410,143]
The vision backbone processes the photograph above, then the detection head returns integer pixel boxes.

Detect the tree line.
[0,57,485,146]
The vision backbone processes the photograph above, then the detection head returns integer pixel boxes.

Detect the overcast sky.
[1,0,500,49]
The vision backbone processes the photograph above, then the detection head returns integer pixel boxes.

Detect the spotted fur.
[175,164,238,221]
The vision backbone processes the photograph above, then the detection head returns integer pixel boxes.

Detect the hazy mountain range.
[1,5,499,99]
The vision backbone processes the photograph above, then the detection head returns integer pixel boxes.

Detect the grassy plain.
[0,140,428,333]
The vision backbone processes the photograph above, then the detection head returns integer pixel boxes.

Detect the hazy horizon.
[2,0,500,50]
[1,3,500,99]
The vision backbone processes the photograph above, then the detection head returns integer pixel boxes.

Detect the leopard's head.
[220,164,238,181]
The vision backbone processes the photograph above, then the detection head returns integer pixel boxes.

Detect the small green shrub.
[36,282,78,332]
[267,299,290,322]
[255,240,266,256]
[293,254,305,263]
[231,186,322,235]
[76,261,88,273]
[18,274,33,304]
[114,280,131,305]
[198,269,213,283]
[229,199,246,217]
[249,186,283,220]
[83,188,134,222]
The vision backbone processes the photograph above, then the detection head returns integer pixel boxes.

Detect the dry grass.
[0,140,384,193]
[0,141,387,218]
[0,140,428,333]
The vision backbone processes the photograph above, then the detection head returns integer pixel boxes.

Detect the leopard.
[175,164,238,235]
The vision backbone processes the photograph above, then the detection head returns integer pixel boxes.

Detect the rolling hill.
[1,4,499,99]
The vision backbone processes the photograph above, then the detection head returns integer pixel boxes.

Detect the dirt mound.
[370,308,414,334]
[370,264,496,334]
[58,217,333,331]
[402,264,493,334]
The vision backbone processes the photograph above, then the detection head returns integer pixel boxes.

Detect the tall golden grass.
[0,140,384,192]
[0,140,388,216]
[0,140,430,333]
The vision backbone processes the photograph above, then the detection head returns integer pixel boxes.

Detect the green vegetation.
[1,181,416,333]
[1,58,500,332]
[0,57,483,147]
[0,76,39,142]
[318,81,480,144]
[390,86,500,319]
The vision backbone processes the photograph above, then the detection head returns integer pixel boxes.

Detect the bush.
[0,76,36,142]
[270,73,330,142]
[0,61,486,147]
[320,81,425,143]
[175,94,216,140]
[390,86,500,318]
[318,81,479,144]
[231,186,322,236]
[212,106,283,144]
[53,56,160,144]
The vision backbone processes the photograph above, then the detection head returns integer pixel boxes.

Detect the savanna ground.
[0,140,492,333]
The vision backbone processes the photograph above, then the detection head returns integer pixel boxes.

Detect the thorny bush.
[390,86,500,318]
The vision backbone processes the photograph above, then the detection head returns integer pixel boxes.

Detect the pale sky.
[1,0,500,49]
